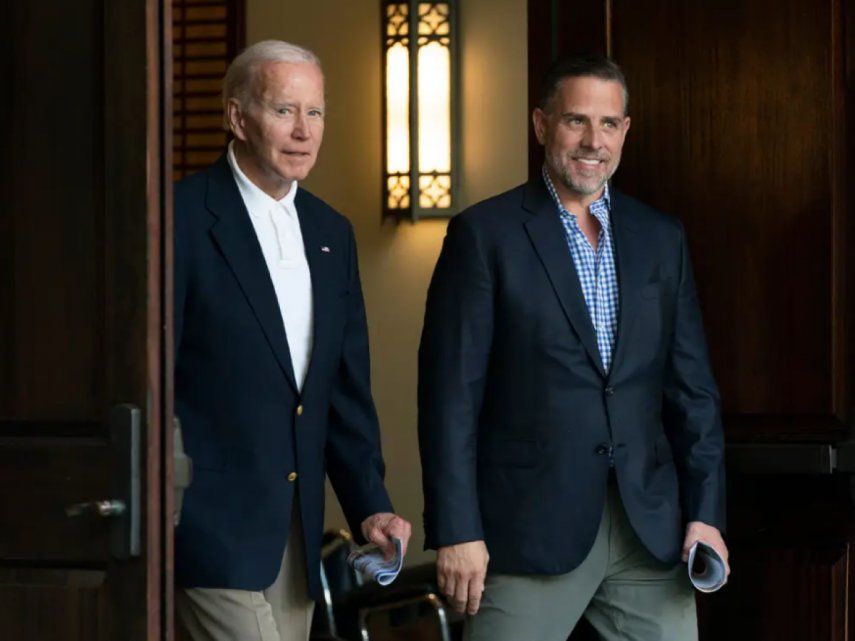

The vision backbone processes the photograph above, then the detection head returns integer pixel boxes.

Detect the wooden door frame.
[158,0,176,637]
[106,0,173,636]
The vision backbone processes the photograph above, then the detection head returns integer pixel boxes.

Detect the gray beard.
[548,153,618,197]
[558,169,608,196]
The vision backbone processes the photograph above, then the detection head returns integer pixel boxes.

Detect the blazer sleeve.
[662,221,727,532]
[418,214,494,549]
[326,224,394,538]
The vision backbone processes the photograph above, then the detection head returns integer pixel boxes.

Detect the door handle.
[65,404,141,559]
[66,500,127,518]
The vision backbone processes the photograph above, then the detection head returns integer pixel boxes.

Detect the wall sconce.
[382,1,459,221]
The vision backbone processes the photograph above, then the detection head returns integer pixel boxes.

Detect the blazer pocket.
[654,433,674,464]
[485,438,541,468]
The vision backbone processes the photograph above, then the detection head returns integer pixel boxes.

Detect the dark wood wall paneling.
[172,0,244,181]
[528,0,854,639]
[611,0,843,430]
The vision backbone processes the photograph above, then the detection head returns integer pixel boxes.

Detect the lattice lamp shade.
[382,1,459,221]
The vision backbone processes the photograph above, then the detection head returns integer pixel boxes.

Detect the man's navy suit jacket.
[418,176,726,574]
[174,156,392,598]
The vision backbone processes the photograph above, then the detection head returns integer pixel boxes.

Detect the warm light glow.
[419,174,451,208]
[383,1,455,217]
[417,41,451,176]
[385,42,410,177]
[388,175,410,209]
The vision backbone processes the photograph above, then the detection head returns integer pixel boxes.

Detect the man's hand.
[437,540,490,615]
[682,521,730,577]
[360,512,412,560]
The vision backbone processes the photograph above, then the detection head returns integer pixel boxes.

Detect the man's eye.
[309,109,324,117]
[277,107,292,115]
[604,121,617,129]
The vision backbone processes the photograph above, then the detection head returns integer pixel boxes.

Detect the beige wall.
[247,0,527,564]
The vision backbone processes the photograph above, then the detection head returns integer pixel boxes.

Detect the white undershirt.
[227,142,314,390]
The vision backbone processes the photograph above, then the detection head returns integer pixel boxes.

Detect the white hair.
[222,40,322,127]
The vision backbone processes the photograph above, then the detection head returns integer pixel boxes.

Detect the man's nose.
[580,123,602,149]
[292,112,310,139]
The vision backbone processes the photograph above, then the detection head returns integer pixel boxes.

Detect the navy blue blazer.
[174,156,392,597]
[418,176,726,575]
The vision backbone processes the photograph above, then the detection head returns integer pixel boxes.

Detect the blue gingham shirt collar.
[541,166,612,221]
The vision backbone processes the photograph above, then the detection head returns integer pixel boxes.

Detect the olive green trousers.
[465,482,697,641]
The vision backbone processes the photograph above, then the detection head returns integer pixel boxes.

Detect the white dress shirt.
[227,142,314,390]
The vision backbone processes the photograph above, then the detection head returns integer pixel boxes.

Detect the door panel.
[610,0,841,422]
[0,0,169,639]
[0,570,105,641]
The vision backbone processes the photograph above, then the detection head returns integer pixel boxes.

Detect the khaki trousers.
[465,480,697,641]
[177,504,315,641]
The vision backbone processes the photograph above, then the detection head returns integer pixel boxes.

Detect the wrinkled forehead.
[250,60,325,102]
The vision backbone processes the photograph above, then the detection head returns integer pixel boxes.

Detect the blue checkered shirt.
[542,167,620,372]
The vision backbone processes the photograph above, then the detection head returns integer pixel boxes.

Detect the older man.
[174,40,411,641]
[419,54,729,640]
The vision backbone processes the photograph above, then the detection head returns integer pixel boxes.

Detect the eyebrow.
[561,112,624,123]
[270,101,325,111]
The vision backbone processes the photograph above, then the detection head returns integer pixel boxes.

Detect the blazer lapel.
[204,156,300,394]
[608,189,646,379]
[293,190,332,395]
[523,178,606,378]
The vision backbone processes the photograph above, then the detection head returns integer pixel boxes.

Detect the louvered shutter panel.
[172,0,244,180]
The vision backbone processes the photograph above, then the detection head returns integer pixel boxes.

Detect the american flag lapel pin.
[320,246,331,253]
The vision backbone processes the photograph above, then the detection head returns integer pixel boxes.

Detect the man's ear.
[226,98,247,141]
[532,108,547,145]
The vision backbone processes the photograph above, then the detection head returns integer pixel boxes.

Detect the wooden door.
[0,0,172,639]
[528,0,854,639]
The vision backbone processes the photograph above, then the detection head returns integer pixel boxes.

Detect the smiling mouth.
[575,157,605,166]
